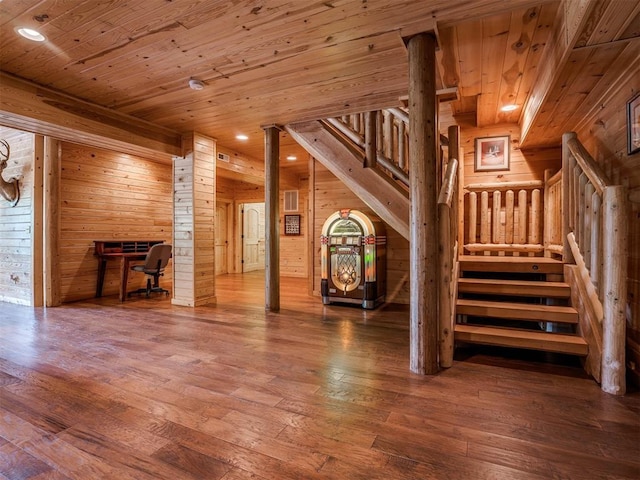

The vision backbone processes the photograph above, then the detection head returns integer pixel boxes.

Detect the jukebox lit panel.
[320,209,386,309]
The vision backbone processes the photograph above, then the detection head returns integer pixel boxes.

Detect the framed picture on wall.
[627,92,640,155]
[284,214,301,235]
[474,135,510,172]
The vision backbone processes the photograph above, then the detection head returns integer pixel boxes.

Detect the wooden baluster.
[505,190,514,245]
[492,190,502,247]
[583,183,594,270]
[398,120,406,172]
[364,111,377,169]
[468,192,477,254]
[573,166,580,246]
[578,173,587,252]
[480,191,489,249]
[590,191,601,290]
[383,110,392,160]
[517,189,528,244]
[530,189,541,253]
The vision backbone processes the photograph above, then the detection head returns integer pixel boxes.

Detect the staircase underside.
[286,120,410,240]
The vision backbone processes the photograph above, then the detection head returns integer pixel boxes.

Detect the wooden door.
[242,203,265,272]
[215,203,228,275]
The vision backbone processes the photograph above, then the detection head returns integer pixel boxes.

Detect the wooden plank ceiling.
[0,0,638,167]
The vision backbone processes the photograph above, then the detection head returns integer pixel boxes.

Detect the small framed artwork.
[474,135,510,172]
[627,92,640,155]
[284,214,301,235]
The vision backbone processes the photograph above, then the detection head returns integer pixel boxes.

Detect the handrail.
[562,131,628,396]
[437,126,460,369]
[323,116,410,186]
[566,137,610,195]
[438,157,458,207]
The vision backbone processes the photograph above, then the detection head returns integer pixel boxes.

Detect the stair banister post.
[562,132,576,264]
[408,31,439,375]
[601,185,627,395]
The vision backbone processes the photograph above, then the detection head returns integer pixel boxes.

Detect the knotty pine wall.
[0,127,35,305]
[573,78,639,336]
[59,142,173,302]
[311,160,410,304]
[459,121,561,185]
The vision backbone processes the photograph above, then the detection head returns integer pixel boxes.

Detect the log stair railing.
[560,132,628,395]
[286,108,457,242]
[454,255,588,357]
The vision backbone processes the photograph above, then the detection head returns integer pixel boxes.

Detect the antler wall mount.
[0,139,20,207]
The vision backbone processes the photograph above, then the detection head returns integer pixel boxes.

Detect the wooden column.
[172,132,217,307]
[408,32,439,375]
[32,136,44,307]
[601,186,627,395]
[264,126,280,312]
[43,137,61,307]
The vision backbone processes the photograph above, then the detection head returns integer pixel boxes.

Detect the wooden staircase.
[454,256,588,357]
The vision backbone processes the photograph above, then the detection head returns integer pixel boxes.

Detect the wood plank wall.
[460,121,561,184]
[311,160,410,304]
[0,127,34,305]
[573,77,639,335]
[59,142,173,302]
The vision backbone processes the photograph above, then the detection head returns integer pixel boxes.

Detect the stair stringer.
[286,120,409,240]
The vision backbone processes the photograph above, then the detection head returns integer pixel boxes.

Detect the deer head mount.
[0,139,20,207]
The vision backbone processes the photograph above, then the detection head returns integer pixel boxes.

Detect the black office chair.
[128,244,172,298]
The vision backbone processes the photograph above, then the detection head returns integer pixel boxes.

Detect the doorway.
[242,202,265,273]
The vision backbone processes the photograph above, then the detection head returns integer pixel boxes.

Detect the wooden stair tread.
[458,278,570,297]
[459,255,564,274]
[455,324,588,356]
[456,298,578,323]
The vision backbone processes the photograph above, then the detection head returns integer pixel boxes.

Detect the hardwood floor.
[1,272,639,479]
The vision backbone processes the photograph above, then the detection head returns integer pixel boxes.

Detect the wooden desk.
[94,240,164,302]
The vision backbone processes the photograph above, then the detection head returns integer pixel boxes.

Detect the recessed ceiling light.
[188,79,205,90]
[500,104,518,112]
[16,27,46,42]
[286,155,297,161]
[236,134,248,141]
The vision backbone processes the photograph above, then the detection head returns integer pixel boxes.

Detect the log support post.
[408,32,439,375]
[264,126,280,312]
[601,186,627,395]
[43,137,61,306]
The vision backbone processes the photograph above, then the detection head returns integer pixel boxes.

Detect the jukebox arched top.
[320,209,386,309]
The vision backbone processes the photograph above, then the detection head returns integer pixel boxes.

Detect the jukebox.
[320,209,386,309]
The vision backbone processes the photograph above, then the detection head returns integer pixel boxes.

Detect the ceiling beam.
[0,71,182,160]
[519,0,599,147]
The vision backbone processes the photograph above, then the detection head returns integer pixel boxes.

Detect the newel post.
[408,32,439,375]
[601,186,627,395]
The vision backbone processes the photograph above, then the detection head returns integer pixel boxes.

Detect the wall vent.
[217,152,230,162]
[284,190,299,212]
